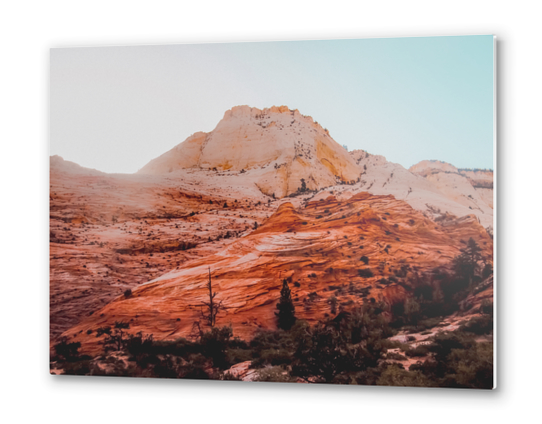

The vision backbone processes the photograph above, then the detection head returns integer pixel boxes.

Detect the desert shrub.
[199,326,234,369]
[290,304,390,383]
[124,289,132,298]
[404,298,421,326]
[221,371,242,381]
[360,256,369,265]
[141,337,198,358]
[377,363,432,387]
[251,348,292,368]
[255,366,295,383]
[416,316,444,330]
[53,337,81,362]
[98,321,131,352]
[413,284,433,301]
[428,331,475,360]
[357,268,374,278]
[307,292,319,302]
[125,332,155,362]
[152,356,184,379]
[386,352,407,361]
[405,344,430,357]
[291,324,354,383]
[62,360,92,376]
[334,367,382,385]
[446,341,493,389]
[250,325,300,355]
[459,315,493,335]
[411,332,493,389]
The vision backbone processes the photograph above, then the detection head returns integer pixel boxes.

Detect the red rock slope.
[62,192,492,354]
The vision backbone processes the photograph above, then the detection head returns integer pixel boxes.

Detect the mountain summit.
[138,105,360,197]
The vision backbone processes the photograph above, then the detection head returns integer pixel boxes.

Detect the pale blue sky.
[51,35,494,174]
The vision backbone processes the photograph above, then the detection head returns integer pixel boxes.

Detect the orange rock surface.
[61,192,492,354]
[50,158,273,337]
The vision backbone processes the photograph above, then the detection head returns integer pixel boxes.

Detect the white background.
[1,1,540,422]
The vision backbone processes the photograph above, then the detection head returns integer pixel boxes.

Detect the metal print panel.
[50,35,495,388]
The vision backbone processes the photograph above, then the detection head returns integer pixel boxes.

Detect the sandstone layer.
[50,105,494,353]
[61,192,492,354]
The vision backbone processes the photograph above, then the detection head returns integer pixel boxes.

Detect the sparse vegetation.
[357,268,374,278]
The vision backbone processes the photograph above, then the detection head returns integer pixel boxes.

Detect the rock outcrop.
[409,160,494,225]
[138,105,361,197]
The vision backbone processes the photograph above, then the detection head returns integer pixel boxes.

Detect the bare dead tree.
[201,267,223,327]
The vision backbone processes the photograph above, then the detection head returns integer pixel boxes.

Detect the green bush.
[377,363,432,387]
[405,344,430,357]
[459,315,493,335]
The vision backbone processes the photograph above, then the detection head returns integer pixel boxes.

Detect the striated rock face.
[138,105,360,197]
[50,106,494,356]
[50,156,274,338]
[61,192,492,355]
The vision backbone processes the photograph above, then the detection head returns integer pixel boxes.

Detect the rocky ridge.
[138,105,360,197]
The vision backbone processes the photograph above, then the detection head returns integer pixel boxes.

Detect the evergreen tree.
[300,178,307,192]
[453,237,483,288]
[275,279,296,330]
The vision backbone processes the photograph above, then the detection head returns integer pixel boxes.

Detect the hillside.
[50,105,494,347]
[61,192,492,354]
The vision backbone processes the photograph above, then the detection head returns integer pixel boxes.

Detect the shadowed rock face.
[137,105,361,197]
[61,192,492,355]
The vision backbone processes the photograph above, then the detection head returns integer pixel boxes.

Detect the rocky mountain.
[138,105,360,198]
[50,105,494,353]
[136,105,493,227]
